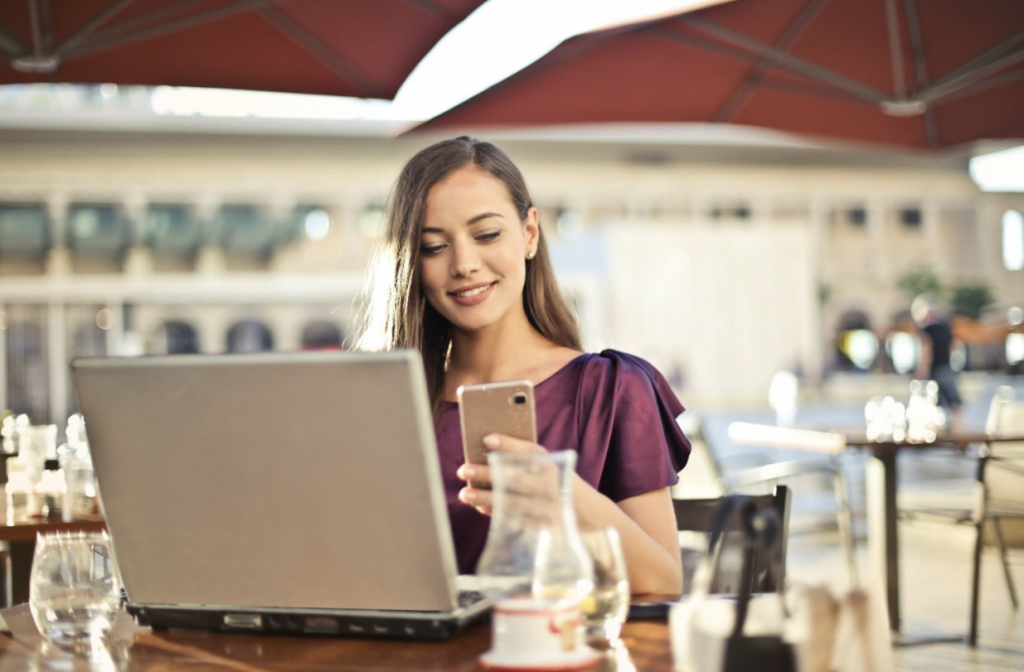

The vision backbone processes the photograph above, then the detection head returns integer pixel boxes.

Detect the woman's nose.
[450,241,481,277]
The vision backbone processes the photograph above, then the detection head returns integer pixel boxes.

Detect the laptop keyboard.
[457,590,487,609]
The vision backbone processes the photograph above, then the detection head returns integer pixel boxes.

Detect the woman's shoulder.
[578,349,667,386]
[574,349,682,410]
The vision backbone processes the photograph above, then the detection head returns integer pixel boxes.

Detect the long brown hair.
[354,137,582,421]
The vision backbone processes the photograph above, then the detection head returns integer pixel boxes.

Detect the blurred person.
[912,293,962,430]
[355,137,690,594]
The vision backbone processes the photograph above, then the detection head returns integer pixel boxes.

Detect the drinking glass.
[18,424,58,465]
[580,527,630,645]
[30,532,121,652]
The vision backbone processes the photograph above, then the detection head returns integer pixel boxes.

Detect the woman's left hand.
[456,434,548,516]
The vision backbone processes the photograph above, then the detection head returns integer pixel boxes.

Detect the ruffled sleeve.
[573,350,691,502]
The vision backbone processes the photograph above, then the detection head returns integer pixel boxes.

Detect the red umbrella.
[412,0,1024,150]
[0,0,486,100]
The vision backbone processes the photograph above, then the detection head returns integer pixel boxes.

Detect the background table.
[729,423,1024,644]
[0,603,672,671]
[843,430,1022,644]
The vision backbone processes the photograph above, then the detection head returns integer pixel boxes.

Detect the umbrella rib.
[939,66,1024,104]
[78,0,212,45]
[257,6,387,99]
[0,23,28,56]
[400,0,444,15]
[884,0,905,99]
[54,0,138,57]
[674,16,888,102]
[901,0,938,150]
[758,78,873,105]
[28,0,44,56]
[652,25,859,100]
[714,0,833,123]
[39,0,53,51]
[917,29,1024,101]
[62,0,288,61]
[920,44,1024,103]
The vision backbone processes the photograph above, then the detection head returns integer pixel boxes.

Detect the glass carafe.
[476,450,593,605]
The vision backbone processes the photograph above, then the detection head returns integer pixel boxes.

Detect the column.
[806,197,829,386]
[121,193,153,276]
[44,195,71,277]
[46,301,67,427]
[194,196,224,274]
[921,199,942,276]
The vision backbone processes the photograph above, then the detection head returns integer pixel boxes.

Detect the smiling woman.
[355,137,691,595]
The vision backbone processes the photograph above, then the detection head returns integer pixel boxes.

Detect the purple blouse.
[436,349,691,574]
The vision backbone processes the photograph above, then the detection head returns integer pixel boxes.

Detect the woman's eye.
[477,231,501,243]
[420,244,445,256]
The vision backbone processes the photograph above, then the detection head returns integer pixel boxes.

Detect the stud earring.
[527,250,535,259]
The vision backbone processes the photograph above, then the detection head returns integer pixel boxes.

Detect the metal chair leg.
[991,517,1019,610]
[0,542,9,609]
[832,466,858,588]
[969,456,990,648]
[969,516,985,647]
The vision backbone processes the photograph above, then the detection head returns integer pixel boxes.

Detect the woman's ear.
[524,207,540,256]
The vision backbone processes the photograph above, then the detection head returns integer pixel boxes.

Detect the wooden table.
[729,423,1024,645]
[0,517,106,543]
[0,603,674,671]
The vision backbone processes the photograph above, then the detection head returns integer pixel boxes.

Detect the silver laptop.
[71,350,490,639]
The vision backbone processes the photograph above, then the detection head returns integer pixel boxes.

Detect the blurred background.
[0,0,1022,508]
[0,0,1023,658]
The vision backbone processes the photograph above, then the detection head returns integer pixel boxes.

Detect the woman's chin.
[445,308,504,334]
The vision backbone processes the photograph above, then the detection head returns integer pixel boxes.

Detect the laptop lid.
[71,350,460,613]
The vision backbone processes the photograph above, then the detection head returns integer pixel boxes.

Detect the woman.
[356,137,689,594]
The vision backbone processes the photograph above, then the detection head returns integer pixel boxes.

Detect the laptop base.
[129,603,491,641]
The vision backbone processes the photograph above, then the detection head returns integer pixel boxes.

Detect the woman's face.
[419,165,539,335]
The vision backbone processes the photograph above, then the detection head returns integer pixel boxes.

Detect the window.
[1003,209,1024,271]
[150,320,200,355]
[226,320,273,353]
[219,204,275,255]
[146,204,199,254]
[301,320,344,350]
[847,207,867,227]
[67,203,129,255]
[0,203,48,257]
[899,208,922,228]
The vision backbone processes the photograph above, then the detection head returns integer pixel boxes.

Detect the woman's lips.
[448,281,497,306]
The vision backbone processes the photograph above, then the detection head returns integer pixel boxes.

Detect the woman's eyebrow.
[467,211,504,225]
[422,212,505,234]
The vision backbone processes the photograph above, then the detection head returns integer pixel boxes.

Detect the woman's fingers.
[483,434,546,454]
[457,463,492,487]
[459,486,494,515]
[459,438,562,523]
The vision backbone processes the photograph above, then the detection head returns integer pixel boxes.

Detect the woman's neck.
[446,307,558,391]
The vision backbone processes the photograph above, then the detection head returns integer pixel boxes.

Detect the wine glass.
[580,527,630,646]
[30,532,121,653]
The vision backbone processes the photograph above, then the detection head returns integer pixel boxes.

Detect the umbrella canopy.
[413,0,1024,149]
[0,0,486,100]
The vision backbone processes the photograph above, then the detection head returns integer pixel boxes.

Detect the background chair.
[968,387,1024,646]
[900,385,1024,645]
[672,485,790,595]
[675,416,857,587]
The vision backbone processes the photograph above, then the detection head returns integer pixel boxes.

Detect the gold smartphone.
[457,380,537,489]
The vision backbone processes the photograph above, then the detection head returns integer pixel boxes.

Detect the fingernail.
[459,465,476,479]
[483,435,500,448]
[460,488,477,503]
